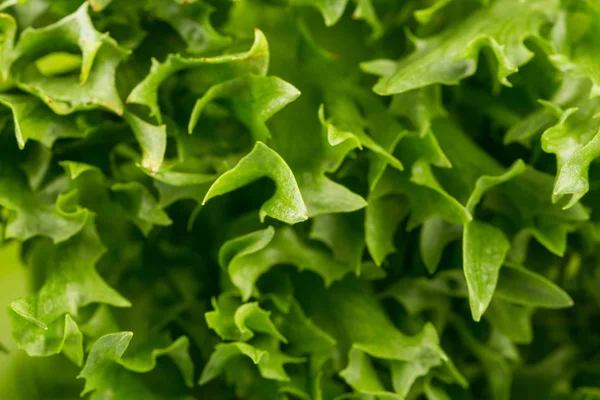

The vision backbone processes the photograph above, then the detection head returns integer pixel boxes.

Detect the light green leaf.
[122,112,167,174]
[389,86,446,137]
[463,220,510,321]
[297,170,368,217]
[362,0,559,95]
[127,29,269,122]
[8,220,130,362]
[13,3,104,84]
[78,331,194,398]
[495,263,574,308]
[118,334,194,387]
[414,0,454,25]
[391,359,440,398]
[219,226,276,270]
[541,97,600,208]
[223,226,352,300]
[87,0,112,11]
[35,52,82,77]
[200,339,302,384]
[189,75,301,142]
[0,13,16,81]
[339,348,402,399]
[0,93,83,149]
[203,142,308,224]
[423,380,451,400]
[290,0,349,26]
[321,96,403,172]
[0,161,90,243]
[550,3,600,97]
[17,38,128,115]
[205,294,287,342]
[13,3,128,114]
[353,0,383,40]
[149,0,231,54]
[466,159,526,213]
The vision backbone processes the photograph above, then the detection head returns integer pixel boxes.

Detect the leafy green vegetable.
[2,0,600,398]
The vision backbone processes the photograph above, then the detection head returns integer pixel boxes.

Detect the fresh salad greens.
[1,0,600,398]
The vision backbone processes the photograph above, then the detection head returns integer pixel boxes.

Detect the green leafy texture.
[0,161,90,243]
[353,0,383,40]
[127,29,269,123]
[452,316,511,400]
[273,299,336,355]
[289,0,350,26]
[35,52,82,77]
[413,0,454,25]
[391,359,442,398]
[321,95,403,173]
[419,217,462,274]
[13,4,129,115]
[463,220,510,322]
[540,95,600,208]
[494,263,573,308]
[370,160,471,231]
[188,74,301,142]
[339,348,402,399]
[298,279,450,371]
[203,142,308,224]
[389,86,446,137]
[365,194,409,266]
[309,212,364,273]
[0,94,83,149]
[149,0,232,54]
[550,1,600,97]
[8,220,130,363]
[362,0,559,95]
[432,118,587,256]
[0,12,16,81]
[110,181,172,236]
[122,112,167,174]
[465,159,526,213]
[364,127,475,265]
[78,331,194,399]
[485,299,533,344]
[12,3,103,85]
[292,106,367,217]
[222,226,351,300]
[87,0,112,12]
[205,294,287,342]
[5,0,600,398]
[200,338,303,384]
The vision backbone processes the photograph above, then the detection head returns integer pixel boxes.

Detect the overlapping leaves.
[1,0,600,399]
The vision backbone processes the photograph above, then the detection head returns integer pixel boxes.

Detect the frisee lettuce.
[0,0,599,399]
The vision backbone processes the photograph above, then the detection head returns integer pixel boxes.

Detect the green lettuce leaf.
[362,0,559,95]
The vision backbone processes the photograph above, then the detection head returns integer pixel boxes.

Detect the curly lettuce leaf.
[362,0,559,95]
[203,142,308,224]
[8,220,130,363]
[0,161,89,243]
[78,331,194,399]
[127,29,269,122]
